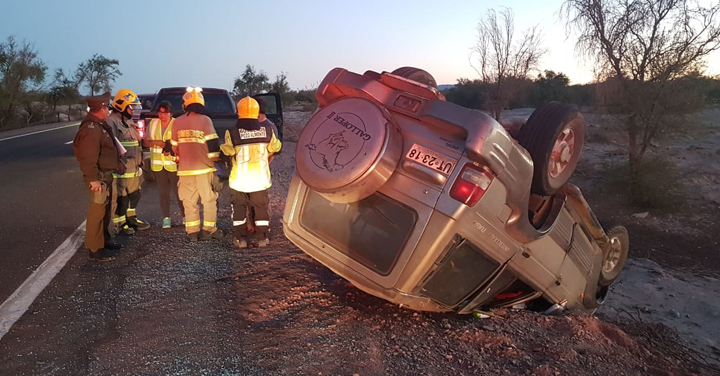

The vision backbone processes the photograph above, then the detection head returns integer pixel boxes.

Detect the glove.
[211,175,224,192]
[163,140,174,155]
[115,161,126,175]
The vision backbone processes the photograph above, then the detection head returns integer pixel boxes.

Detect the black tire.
[516,102,585,195]
[599,226,629,286]
[390,67,438,88]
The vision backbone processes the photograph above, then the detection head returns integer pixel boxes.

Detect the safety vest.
[220,124,281,192]
[148,118,177,172]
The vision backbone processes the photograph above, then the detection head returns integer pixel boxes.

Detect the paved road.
[0,122,87,304]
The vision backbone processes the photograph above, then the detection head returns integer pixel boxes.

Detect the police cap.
[84,91,112,111]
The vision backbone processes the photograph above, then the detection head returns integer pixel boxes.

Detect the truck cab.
[139,87,283,180]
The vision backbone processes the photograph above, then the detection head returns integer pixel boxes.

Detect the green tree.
[0,36,47,129]
[232,65,270,98]
[533,70,570,106]
[271,71,294,106]
[75,54,121,95]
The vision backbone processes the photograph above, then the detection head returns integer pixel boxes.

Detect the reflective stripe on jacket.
[221,125,281,193]
[148,118,177,172]
[170,113,219,177]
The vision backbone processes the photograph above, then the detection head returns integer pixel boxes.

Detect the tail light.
[449,163,494,206]
[137,119,145,139]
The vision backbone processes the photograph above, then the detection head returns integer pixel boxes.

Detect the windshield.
[138,95,155,110]
[154,91,235,114]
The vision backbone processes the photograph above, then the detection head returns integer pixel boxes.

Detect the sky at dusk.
[2,0,719,96]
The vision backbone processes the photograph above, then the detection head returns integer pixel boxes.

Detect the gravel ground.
[0,110,717,375]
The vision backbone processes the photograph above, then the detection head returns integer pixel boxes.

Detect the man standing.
[171,87,224,242]
[72,92,123,261]
[143,101,184,228]
[107,89,151,234]
[221,97,282,248]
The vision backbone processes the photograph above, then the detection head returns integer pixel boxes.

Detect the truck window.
[154,92,235,114]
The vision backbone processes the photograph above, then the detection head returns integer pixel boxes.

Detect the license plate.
[405,143,455,176]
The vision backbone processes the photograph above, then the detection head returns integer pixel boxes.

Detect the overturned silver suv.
[282,67,629,314]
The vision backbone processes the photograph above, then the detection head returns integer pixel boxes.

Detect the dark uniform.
[72,92,124,258]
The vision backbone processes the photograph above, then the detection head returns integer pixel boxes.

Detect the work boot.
[257,237,270,248]
[127,217,151,231]
[200,228,224,241]
[162,217,172,229]
[188,232,199,242]
[233,237,248,249]
[88,249,115,262]
[104,242,123,251]
[119,224,135,236]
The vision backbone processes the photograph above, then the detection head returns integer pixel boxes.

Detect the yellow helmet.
[112,89,141,112]
[237,96,259,119]
[182,86,205,109]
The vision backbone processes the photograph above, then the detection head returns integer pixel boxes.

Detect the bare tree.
[471,8,544,120]
[47,68,81,121]
[75,54,121,96]
[0,36,47,129]
[562,0,720,168]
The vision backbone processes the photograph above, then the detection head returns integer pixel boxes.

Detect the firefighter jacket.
[220,121,282,193]
[170,112,220,176]
[147,118,177,172]
[107,112,142,179]
[73,114,121,185]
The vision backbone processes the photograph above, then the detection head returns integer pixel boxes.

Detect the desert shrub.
[586,129,611,144]
[603,156,686,210]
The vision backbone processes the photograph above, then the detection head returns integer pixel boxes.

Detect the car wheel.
[516,102,585,196]
[599,226,629,286]
[390,67,438,88]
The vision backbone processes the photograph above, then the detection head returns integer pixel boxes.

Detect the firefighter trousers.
[178,173,218,234]
[231,189,270,239]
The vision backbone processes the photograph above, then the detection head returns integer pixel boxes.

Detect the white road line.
[0,122,80,143]
[0,221,86,341]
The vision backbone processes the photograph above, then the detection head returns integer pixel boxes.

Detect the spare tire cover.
[296,97,402,203]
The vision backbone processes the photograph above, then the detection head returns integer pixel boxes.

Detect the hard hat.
[182,86,205,109]
[112,89,141,112]
[237,96,259,119]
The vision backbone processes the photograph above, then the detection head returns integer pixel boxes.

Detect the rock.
[668,310,681,319]
[632,212,650,219]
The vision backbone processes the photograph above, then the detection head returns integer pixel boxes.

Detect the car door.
[253,93,284,142]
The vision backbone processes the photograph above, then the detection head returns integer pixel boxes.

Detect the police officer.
[72,92,124,261]
[107,89,151,234]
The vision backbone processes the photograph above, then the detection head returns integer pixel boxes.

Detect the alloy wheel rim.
[603,236,623,273]
[548,128,576,178]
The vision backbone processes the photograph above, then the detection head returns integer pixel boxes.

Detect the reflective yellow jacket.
[221,123,281,193]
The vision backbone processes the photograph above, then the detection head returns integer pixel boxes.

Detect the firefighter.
[170,87,224,242]
[107,89,151,234]
[221,96,282,248]
[72,92,124,261]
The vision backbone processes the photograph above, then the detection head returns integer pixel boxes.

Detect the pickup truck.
[139,87,283,180]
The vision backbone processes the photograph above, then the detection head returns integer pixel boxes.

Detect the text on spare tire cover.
[305,111,373,173]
